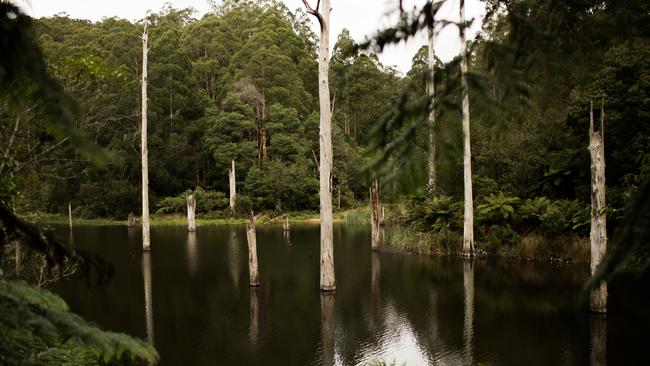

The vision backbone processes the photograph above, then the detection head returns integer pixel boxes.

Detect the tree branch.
[301,0,324,28]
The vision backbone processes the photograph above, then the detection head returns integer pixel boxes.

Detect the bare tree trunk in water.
[320,292,335,366]
[589,100,608,313]
[370,179,384,251]
[229,160,236,211]
[590,315,607,366]
[128,212,136,228]
[427,21,437,192]
[302,0,335,291]
[142,252,154,344]
[187,194,196,232]
[246,217,260,287]
[460,0,474,257]
[141,24,151,251]
[463,260,474,365]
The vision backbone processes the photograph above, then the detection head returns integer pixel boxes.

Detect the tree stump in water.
[246,217,260,287]
[187,194,196,232]
[128,212,136,228]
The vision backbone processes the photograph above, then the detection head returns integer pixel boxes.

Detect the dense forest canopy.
[0,0,647,230]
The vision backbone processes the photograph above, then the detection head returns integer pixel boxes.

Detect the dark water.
[51,224,649,366]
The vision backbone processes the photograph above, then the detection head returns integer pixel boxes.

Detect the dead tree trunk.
[283,214,290,232]
[229,160,236,211]
[427,21,437,192]
[370,179,384,251]
[302,0,335,291]
[589,99,608,314]
[14,241,21,277]
[68,203,72,229]
[141,23,151,251]
[187,194,196,232]
[246,217,260,287]
[460,0,474,257]
[128,212,136,228]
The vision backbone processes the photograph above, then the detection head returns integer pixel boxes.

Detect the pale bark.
[246,218,260,287]
[142,252,154,344]
[370,179,384,251]
[460,0,474,257]
[590,315,607,366]
[320,292,335,366]
[589,100,608,313]
[187,194,196,232]
[128,212,136,228]
[427,23,437,192]
[141,24,151,251]
[463,260,475,365]
[68,203,72,229]
[229,160,236,211]
[283,214,290,231]
[303,0,335,291]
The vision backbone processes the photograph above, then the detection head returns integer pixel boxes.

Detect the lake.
[52,224,649,365]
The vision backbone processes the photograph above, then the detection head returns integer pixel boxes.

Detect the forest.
[1,0,650,364]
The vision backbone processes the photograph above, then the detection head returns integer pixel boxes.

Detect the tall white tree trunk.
[460,0,474,257]
[302,0,335,291]
[229,160,236,211]
[246,218,260,287]
[589,100,607,314]
[141,24,151,251]
[427,22,437,192]
[187,194,196,232]
[370,178,384,251]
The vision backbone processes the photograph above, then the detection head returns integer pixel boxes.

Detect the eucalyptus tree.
[141,22,151,251]
[459,0,474,257]
[301,0,335,291]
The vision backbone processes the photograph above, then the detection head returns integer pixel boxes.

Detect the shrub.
[476,192,520,224]
[406,195,462,232]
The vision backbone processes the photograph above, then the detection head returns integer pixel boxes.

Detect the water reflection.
[321,293,336,366]
[283,229,291,247]
[249,287,260,346]
[186,231,198,275]
[371,252,381,325]
[142,252,154,344]
[228,229,240,288]
[591,316,607,366]
[463,260,475,366]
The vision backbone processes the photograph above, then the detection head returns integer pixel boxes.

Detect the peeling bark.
[427,22,437,192]
[460,0,474,257]
[589,100,608,314]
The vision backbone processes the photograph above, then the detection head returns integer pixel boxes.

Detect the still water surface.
[52,224,648,365]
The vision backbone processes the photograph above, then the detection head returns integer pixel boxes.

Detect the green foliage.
[406,195,462,232]
[156,188,228,214]
[477,192,521,224]
[0,279,158,365]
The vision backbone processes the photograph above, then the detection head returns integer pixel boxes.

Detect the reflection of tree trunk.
[246,219,260,287]
[590,315,607,366]
[371,252,381,324]
[186,231,198,275]
[68,203,72,230]
[283,214,290,232]
[142,252,154,344]
[462,260,474,365]
[249,287,260,346]
[228,229,240,288]
[321,292,336,366]
[589,100,607,313]
[187,194,196,232]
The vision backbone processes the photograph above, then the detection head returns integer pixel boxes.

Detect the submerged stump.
[246,217,260,287]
